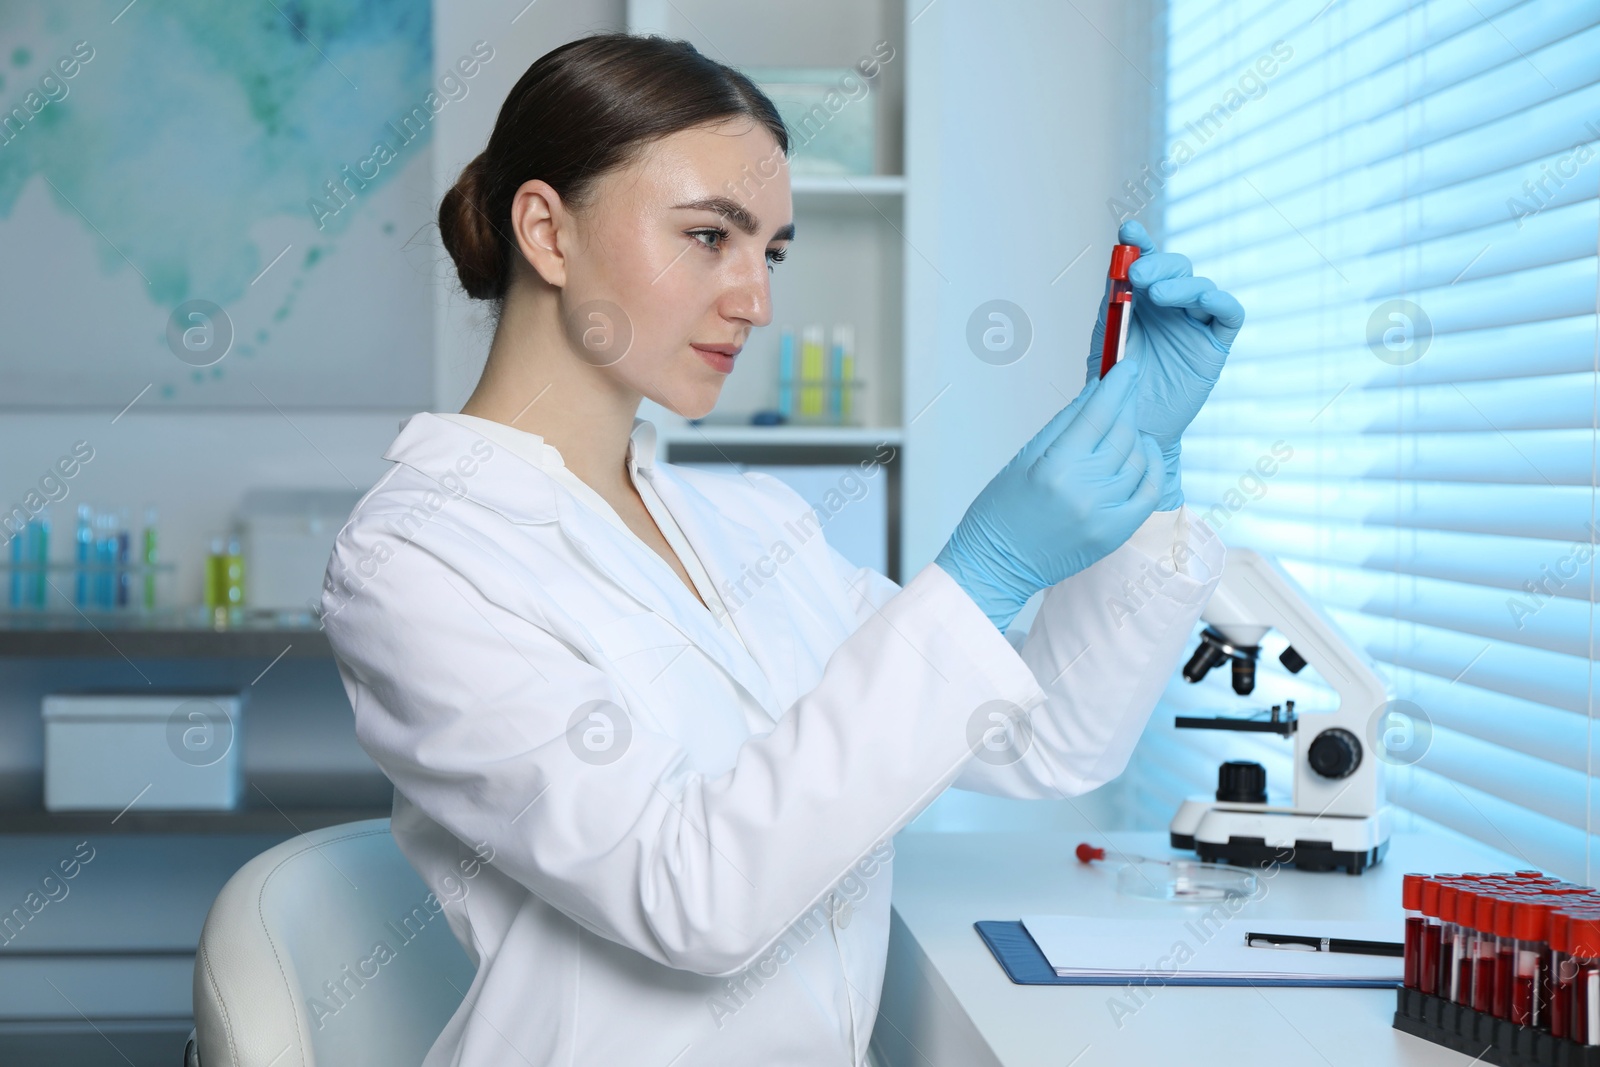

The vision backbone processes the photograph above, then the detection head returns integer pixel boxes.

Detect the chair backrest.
[193,819,475,1067]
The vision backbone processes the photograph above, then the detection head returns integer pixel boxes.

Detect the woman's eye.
[691,228,729,250]
[689,229,789,270]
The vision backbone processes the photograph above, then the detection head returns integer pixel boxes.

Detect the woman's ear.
[509,178,569,288]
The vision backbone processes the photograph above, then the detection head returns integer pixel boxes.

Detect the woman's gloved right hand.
[933,357,1165,633]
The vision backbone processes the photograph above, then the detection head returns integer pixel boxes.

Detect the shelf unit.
[627,0,911,579]
[0,621,330,659]
[0,806,386,835]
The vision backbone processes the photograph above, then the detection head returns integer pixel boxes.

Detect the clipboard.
[974,921,1402,988]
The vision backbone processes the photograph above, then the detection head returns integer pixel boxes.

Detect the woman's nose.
[723,257,773,328]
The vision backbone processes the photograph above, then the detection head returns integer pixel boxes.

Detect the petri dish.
[1116,858,1259,903]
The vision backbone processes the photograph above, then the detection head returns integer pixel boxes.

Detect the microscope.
[1169,548,1393,874]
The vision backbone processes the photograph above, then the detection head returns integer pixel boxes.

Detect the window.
[1122,0,1600,879]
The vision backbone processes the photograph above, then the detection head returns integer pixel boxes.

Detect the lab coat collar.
[382,412,790,722]
[385,412,661,525]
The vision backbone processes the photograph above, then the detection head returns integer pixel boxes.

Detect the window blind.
[1123,0,1600,880]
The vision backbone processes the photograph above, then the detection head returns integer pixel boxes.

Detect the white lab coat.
[320,411,1224,1067]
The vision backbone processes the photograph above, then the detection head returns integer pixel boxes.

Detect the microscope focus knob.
[1308,728,1363,779]
[1216,760,1267,804]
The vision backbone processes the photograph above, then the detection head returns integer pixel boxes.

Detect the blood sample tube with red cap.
[1472,885,1505,1007]
[1474,890,1507,1013]
[1509,897,1553,1027]
[1402,874,1426,989]
[1419,877,1446,995]
[1438,882,1465,1001]
[1491,889,1542,1023]
[1573,916,1600,1045]
[1551,908,1581,1036]
[1454,886,1480,1004]
[1098,244,1140,379]
[1561,907,1600,1038]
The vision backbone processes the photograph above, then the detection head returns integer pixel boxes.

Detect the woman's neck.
[460,289,641,497]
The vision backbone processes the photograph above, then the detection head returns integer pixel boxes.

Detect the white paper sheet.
[1020,915,1405,982]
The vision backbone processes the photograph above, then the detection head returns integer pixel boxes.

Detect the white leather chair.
[189,818,475,1066]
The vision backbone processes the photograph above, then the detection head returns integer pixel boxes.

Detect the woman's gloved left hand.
[1085,219,1246,511]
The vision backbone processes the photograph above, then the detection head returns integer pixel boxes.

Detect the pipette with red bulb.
[1076,842,1174,867]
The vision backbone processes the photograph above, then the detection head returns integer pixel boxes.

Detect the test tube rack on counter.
[1394,870,1600,1064]
[775,324,864,427]
[3,505,172,615]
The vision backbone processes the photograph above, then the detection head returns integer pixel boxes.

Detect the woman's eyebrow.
[673,196,796,241]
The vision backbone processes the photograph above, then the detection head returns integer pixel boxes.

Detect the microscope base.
[1170,831,1387,874]
[1169,799,1391,874]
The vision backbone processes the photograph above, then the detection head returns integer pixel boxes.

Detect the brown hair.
[438,33,789,304]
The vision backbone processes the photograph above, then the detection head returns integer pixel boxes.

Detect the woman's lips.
[691,343,739,373]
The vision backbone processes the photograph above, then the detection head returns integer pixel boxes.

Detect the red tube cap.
[1569,916,1600,958]
[1496,896,1520,938]
[1513,899,1557,943]
[1440,884,1461,924]
[1478,892,1504,932]
[1109,244,1140,281]
[1421,878,1444,917]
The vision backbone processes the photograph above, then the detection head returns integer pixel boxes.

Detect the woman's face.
[555,119,794,420]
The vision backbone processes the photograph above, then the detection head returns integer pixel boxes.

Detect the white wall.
[900,0,1163,831]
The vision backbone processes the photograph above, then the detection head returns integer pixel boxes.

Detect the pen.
[1244,932,1404,957]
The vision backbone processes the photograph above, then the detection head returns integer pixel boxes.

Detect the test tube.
[1099,244,1140,378]
[1555,908,1600,1036]
[1419,877,1447,996]
[94,511,116,609]
[1438,882,1464,1002]
[1478,889,1504,1017]
[1574,917,1600,1046]
[74,504,92,607]
[1465,883,1484,1011]
[777,326,794,420]
[204,534,226,623]
[115,506,131,607]
[1510,902,1548,1036]
[828,325,850,425]
[28,512,50,607]
[8,521,22,609]
[1473,889,1505,1013]
[1453,885,1481,1005]
[1551,908,1579,1037]
[142,506,159,611]
[1403,873,1426,990]
[1492,893,1520,1019]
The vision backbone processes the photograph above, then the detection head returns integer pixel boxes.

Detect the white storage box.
[239,488,363,614]
[42,692,245,812]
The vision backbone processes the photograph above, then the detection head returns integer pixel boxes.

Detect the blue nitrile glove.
[1086,219,1246,511]
[935,358,1165,633]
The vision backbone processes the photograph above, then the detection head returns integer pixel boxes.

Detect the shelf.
[0,806,388,835]
[661,424,902,448]
[791,174,905,198]
[0,620,331,659]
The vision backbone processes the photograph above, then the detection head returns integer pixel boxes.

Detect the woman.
[322,32,1243,1067]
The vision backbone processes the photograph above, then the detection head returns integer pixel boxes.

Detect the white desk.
[873,831,1522,1067]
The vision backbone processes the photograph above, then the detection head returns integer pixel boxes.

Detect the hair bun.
[438,152,507,302]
